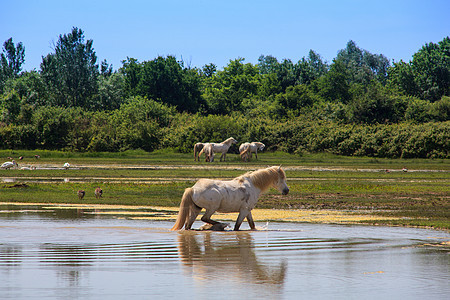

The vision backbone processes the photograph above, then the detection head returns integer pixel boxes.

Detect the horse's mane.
[222,137,236,144]
[237,166,285,191]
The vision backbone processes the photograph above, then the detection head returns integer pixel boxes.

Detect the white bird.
[1,160,18,169]
[63,162,70,169]
[20,166,36,170]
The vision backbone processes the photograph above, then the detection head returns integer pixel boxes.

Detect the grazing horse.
[239,142,265,160]
[198,143,214,162]
[240,146,252,162]
[95,187,103,199]
[211,137,237,161]
[171,166,289,231]
[194,143,204,161]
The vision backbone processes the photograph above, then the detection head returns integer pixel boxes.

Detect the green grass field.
[1,150,448,229]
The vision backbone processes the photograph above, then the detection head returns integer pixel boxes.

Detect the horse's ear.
[278,165,282,171]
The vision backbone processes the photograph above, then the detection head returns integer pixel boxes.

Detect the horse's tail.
[198,147,205,158]
[171,188,194,231]
[194,145,198,161]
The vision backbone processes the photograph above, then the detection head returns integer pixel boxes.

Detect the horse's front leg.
[234,209,250,231]
[246,211,256,230]
[220,152,225,162]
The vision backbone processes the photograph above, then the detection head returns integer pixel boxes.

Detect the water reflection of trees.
[177,231,287,286]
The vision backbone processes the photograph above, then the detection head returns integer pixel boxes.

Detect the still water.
[0,205,448,300]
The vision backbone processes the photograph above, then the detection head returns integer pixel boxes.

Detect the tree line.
[0,27,448,158]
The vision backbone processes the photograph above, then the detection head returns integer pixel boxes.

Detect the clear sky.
[1,0,449,71]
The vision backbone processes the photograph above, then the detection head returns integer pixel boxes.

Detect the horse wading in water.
[171,166,289,231]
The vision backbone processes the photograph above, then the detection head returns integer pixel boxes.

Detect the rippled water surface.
[0,204,448,299]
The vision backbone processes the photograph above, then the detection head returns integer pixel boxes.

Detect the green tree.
[387,60,419,96]
[314,60,351,103]
[336,40,390,85]
[0,38,25,92]
[295,50,328,85]
[203,58,260,114]
[97,72,125,110]
[120,57,141,97]
[411,37,450,101]
[275,84,315,116]
[40,27,99,109]
[121,56,202,113]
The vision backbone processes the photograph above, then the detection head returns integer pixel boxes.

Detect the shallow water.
[0,205,448,299]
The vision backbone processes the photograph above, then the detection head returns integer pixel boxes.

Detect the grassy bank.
[1,150,448,229]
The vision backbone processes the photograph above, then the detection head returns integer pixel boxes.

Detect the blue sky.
[1,0,449,71]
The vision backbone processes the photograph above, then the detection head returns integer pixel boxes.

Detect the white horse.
[239,142,265,160]
[198,143,214,162]
[171,166,289,231]
[211,137,237,161]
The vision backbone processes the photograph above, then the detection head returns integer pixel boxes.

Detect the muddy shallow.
[0,204,449,299]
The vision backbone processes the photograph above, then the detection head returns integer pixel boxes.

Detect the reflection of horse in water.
[177,231,287,286]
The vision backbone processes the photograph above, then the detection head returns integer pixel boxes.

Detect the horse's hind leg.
[185,205,201,230]
[201,210,220,226]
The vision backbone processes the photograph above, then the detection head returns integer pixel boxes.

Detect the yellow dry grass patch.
[2,202,399,224]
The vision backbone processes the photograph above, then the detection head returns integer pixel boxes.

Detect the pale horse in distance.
[198,143,215,162]
[239,142,265,160]
[171,166,289,231]
[195,137,237,162]
[212,137,237,161]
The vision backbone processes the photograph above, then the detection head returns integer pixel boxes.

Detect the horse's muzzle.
[282,188,289,195]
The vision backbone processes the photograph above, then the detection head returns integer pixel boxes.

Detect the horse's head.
[230,137,238,144]
[259,143,265,151]
[274,166,289,195]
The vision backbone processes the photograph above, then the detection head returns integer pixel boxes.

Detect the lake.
[0,204,448,299]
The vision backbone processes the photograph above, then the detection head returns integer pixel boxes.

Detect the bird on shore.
[95,187,103,199]
[1,160,18,169]
[63,162,70,169]
[78,190,85,200]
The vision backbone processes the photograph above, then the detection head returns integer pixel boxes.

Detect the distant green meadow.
[1,150,448,229]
